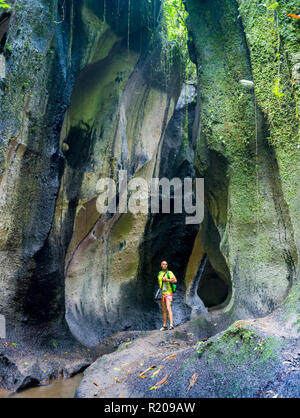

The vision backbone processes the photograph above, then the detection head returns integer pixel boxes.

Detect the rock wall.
[185,0,299,323]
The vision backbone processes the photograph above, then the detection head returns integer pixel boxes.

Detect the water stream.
[0,373,83,398]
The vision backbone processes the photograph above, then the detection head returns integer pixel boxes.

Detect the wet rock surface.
[75,307,300,398]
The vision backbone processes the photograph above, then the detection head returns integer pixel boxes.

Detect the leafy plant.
[0,1,11,9]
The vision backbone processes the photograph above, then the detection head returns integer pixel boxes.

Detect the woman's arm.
[164,272,177,284]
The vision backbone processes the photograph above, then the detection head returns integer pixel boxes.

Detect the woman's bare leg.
[160,298,167,327]
[166,299,173,327]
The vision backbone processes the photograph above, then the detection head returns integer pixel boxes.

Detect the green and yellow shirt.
[158,270,175,294]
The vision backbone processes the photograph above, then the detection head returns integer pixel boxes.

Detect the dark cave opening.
[197,257,229,310]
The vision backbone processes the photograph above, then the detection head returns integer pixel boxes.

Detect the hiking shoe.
[160,326,168,331]
[168,325,174,330]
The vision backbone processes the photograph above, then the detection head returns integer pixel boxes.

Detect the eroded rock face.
[63,55,197,345]
[0,0,67,327]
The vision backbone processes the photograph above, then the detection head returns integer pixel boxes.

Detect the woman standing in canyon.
[158,261,177,331]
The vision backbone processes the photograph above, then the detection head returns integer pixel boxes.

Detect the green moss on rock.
[195,324,286,397]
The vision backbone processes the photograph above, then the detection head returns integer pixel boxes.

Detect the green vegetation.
[0,1,11,9]
[238,0,300,209]
[161,0,196,81]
